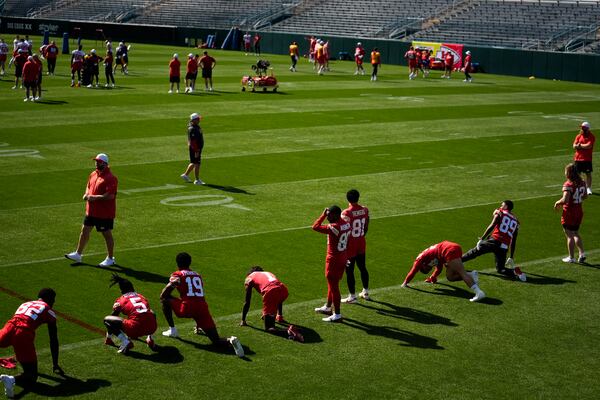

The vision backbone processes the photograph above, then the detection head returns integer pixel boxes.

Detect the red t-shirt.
[405,50,417,66]
[245,271,283,295]
[169,58,180,77]
[312,215,351,259]
[169,269,207,303]
[490,208,519,248]
[404,241,462,284]
[445,53,454,67]
[86,167,118,219]
[22,60,38,81]
[573,131,595,162]
[113,292,155,323]
[45,44,58,59]
[342,203,369,257]
[8,300,56,331]
[562,180,586,213]
[187,58,198,74]
[199,55,215,70]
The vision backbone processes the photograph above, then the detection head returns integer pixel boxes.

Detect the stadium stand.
[2,0,54,17]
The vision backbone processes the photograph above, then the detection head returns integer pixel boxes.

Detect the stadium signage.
[6,22,32,31]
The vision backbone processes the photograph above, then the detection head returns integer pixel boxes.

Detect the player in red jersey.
[168,53,180,94]
[184,53,198,93]
[461,200,526,281]
[0,289,63,398]
[463,50,472,82]
[354,42,365,75]
[70,44,85,87]
[554,163,588,263]
[103,274,158,354]
[401,241,485,302]
[312,206,352,322]
[404,46,417,80]
[442,51,454,79]
[240,266,303,342]
[573,121,595,195]
[341,189,370,304]
[160,252,244,357]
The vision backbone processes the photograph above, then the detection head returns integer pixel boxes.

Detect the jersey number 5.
[129,297,148,313]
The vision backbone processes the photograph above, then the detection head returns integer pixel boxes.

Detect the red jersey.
[187,58,198,74]
[22,60,38,81]
[404,241,462,284]
[113,292,155,323]
[490,208,519,248]
[45,43,58,59]
[169,58,180,77]
[562,180,586,213]
[405,49,417,66]
[199,55,215,70]
[169,269,206,302]
[342,203,369,257]
[573,131,595,162]
[8,300,56,331]
[464,54,472,70]
[355,46,365,63]
[445,53,454,67]
[312,214,352,259]
[86,167,118,219]
[245,271,283,295]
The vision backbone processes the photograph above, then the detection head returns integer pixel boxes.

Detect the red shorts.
[325,256,346,281]
[262,284,288,317]
[0,322,37,364]
[244,43,251,50]
[444,244,463,262]
[71,61,82,72]
[0,54,6,62]
[317,55,326,64]
[409,60,417,68]
[170,298,215,331]
[562,208,583,228]
[346,238,366,259]
[355,58,363,65]
[122,314,157,339]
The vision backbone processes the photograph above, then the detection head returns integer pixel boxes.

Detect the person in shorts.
[573,121,595,195]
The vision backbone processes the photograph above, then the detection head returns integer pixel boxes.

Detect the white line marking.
[396,157,412,160]
[491,175,508,179]
[354,150,369,153]
[489,139,502,142]
[121,184,185,195]
[533,145,546,149]
[555,149,568,152]
[466,170,483,174]
[375,153,391,157]
[0,193,558,269]
[35,248,600,355]
[545,184,563,188]
[519,179,534,183]
[512,142,524,145]
[418,161,433,165]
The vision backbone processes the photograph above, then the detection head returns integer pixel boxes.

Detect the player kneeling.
[240,266,303,342]
[104,274,158,354]
[401,241,485,302]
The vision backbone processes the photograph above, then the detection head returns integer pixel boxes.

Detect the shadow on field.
[480,271,576,285]
[69,262,167,284]
[409,283,503,305]
[16,373,111,398]
[126,343,184,364]
[341,318,443,349]
[204,183,255,195]
[175,337,255,361]
[35,99,68,105]
[579,261,600,269]
[356,300,458,327]
[245,322,323,344]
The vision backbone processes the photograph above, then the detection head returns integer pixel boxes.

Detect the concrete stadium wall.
[1,16,599,83]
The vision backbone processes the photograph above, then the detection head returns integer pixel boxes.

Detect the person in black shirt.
[180,113,205,185]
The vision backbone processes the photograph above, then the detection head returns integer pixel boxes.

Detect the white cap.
[94,153,109,164]
[119,42,124,46]
[357,42,362,46]
[581,121,590,129]
[188,53,193,58]
[91,49,96,54]
[466,50,471,55]
[27,56,33,61]
[173,53,178,59]
[190,113,201,121]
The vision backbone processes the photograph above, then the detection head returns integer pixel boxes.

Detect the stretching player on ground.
[401,241,485,302]
[240,266,303,342]
[461,200,526,281]
[160,252,244,357]
[104,274,158,354]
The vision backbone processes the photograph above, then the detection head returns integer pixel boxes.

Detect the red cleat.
[104,336,116,346]
[287,325,304,343]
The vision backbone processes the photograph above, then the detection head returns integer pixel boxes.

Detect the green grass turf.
[0,37,599,399]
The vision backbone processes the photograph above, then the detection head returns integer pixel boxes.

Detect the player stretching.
[240,266,303,342]
[104,274,158,354]
[402,241,486,302]
[0,289,63,398]
[312,206,351,322]
[341,189,370,304]
[160,252,244,357]
[461,200,526,282]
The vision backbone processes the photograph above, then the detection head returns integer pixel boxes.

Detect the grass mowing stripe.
[0,193,558,269]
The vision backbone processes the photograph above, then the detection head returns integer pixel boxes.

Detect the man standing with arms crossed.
[65,153,118,267]
[199,51,216,92]
[573,121,595,195]
[341,189,370,304]
[180,113,204,185]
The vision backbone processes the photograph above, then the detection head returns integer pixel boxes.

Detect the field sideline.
[0,37,599,399]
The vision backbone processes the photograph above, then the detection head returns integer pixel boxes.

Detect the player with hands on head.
[103,274,158,355]
[240,266,303,342]
[461,200,526,282]
[0,288,63,399]
[402,241,485,302]
[160,252,245,357]
[312,206,351,322]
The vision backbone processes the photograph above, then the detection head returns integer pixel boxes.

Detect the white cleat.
[468,270,479,284]
[98,257,115,267]
[587,188,592,195]
[180,174,192,183]
[470,290,486,302]
[64,251,82,263]
[228,336,244,358]
[314,304,332,314]
[162,327,179,338]
[117,337,132,354]
[341,295,357,304]
[168,89,173,94]
[1,374,15,399]
[194,179,205,185]
[562,257,576,263]
[359,289,370,300]
[322,313,342,322]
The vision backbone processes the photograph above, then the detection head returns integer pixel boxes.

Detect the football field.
[1,39,599,399]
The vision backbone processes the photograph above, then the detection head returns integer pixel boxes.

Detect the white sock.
[117,332,128,343]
